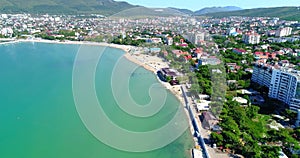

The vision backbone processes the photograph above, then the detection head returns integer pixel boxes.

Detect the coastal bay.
[0,42,193,158]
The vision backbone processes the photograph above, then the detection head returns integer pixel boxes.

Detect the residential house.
[159,68,178,80]
[200,112,219,130]
[254,52,277,60]
[172,50,189,58]
[233,48,247,55]
[233,97,248,105]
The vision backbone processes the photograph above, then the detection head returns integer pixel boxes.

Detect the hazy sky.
[116,0,300,11]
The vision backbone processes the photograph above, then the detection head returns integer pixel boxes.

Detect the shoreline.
[0,38,133,52]
[2,38,186,106]
[1,38,194,157]
[123,50,186,106]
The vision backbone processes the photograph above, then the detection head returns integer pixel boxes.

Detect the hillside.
[110,7,188,18]
[0,0,136,15]
[194,6,242,15]
[168,7,194,15]
[205,7,300,21]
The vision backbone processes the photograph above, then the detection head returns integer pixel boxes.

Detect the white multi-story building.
[268,69,298,106]
[252,63,300,111]
[289,77,300,111]
[183,32,207,45]
[275,27,292,37]
[242,32,261,44]
[252,64,273,87]
[226,27,237,36]
[166,37,173,46]
[1,27,13,37]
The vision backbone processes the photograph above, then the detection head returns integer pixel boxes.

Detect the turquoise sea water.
[0,42,193,158]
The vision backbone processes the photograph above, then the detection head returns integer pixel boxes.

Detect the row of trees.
[36,33,81,41]
[269,40,300,51]
[193,65,212,95]
[276,54,300,65]
[111,36,146,46]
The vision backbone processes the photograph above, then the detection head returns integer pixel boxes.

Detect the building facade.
[227,27,238,36]
[252,63,300,111]
[290,84,300,110]
[184,32,207,45]
[166,37,173,45]
[252,64,273,88]
[268,69,298,106]
[242,32,261,44]
[275,27,292,37]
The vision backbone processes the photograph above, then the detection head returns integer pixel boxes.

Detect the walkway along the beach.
[181,85,210,158]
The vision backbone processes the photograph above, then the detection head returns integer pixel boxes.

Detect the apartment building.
[183,32,207,45]
[252,63,300,111]
[290,81,300,111]
[242,32,261,44]
[268,69,298,107]
[275,27,292,37]
[252,64,273,88]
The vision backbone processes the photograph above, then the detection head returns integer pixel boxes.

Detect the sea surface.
[0,42,193,158]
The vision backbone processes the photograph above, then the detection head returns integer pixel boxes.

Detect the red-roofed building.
[180,38,184,43]
[254,52,277,60]
[179,43,188,47]
[254,52,269,60]
[184,55,193,62]
[233,48,247,55]
[172,50,189,58]
[193,48,203,59]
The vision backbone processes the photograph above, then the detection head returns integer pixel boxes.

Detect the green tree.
[211,132,224,146]
[261,146,280,158]
[246,105,260,119]
[165,76,172,82]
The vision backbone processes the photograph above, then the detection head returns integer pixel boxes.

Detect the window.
[295,83,300,99]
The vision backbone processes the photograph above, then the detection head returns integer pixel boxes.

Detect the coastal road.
[181,85,229,158]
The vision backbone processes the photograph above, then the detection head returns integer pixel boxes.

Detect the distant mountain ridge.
[0,0,241,16]
[0,1,242,17]
[0,1,298,21]
[205,7,300,21]
[0,0,136,15]
[168,7,194,15]
[194,6,243,15]
[169,6,243,16]
[110,7,188,18]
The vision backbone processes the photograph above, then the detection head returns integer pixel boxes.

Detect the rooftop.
[161,68,178,77]
[254,62,300,80]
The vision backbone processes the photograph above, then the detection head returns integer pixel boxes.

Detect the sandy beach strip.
[123,53,157,72]
[123,52,185,106]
